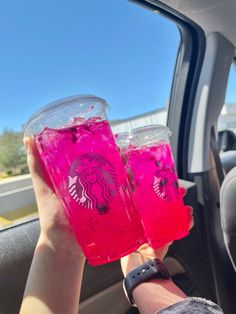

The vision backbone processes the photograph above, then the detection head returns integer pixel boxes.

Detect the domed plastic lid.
[24,95,108,136]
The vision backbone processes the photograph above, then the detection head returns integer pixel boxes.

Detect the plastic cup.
[24,95,144,265]
[116,125,190,248]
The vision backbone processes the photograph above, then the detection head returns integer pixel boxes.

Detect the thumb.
[24,137,54,201]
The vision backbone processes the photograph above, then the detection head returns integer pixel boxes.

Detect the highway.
[0,174,38,229]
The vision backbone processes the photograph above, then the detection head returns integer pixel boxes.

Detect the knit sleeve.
[155,297,223,314]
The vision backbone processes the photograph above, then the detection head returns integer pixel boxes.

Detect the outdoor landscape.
[0,129,28,179]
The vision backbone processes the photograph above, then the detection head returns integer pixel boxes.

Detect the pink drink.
[125,131,190,248]
[35,118,144,265]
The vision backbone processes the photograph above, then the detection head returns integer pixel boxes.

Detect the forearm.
[132,279,187,314]
[20,234,85,314]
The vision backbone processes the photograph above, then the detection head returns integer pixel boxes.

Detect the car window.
[0,0,180,229]
[218,63,236,132]
[217,63,236,153]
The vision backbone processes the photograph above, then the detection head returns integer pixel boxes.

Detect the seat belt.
[210,127,225,186]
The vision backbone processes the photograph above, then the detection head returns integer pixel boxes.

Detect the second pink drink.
[120,125,190,248]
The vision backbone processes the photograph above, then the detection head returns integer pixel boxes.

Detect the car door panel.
[0,180,200,314]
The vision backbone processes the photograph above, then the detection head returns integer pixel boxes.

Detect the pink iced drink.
[125,142,190,248]
[35,118,144,265]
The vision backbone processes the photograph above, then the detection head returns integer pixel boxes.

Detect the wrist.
[132,279,187,313]
[37,232,86,262]
[123,259,170,305]
[121,251,164,277]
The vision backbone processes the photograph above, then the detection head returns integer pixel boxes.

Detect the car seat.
[220,166,236,271]
[220,150,236,174]
[218,130,236,152]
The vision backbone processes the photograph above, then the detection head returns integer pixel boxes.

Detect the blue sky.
[0,0,235,133]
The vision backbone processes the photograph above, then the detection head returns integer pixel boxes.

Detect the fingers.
[179,190,194,231]
[120,251,148,276]
[135,241,173,262]
[24,137,54,199]
[188,206,194,230]
[179,187,187,197]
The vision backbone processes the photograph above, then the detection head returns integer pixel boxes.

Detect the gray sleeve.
[155,297,224,314]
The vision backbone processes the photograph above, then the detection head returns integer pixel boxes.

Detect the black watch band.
[123,259,170,305]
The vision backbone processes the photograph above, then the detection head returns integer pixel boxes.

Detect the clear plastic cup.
[24,95,144,265]
[116,125,190,248]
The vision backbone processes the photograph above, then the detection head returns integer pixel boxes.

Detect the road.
[0,174,37,229]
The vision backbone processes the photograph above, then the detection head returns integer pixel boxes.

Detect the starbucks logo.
[68,153,118,214]
[153,160,179,202]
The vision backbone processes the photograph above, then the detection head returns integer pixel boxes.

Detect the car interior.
[1,0,236,313]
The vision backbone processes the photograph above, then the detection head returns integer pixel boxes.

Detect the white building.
[111,103,236,134]
[111,107,167,134]
[218,103,236,131]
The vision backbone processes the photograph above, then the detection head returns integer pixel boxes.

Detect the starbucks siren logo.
[68,153,118,214]
[153,160,179,202]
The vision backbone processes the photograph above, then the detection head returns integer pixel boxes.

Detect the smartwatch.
[123,259,170,305]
